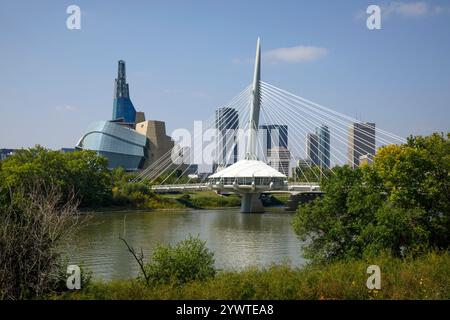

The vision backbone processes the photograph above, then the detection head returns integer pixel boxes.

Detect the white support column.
[246,37,261,160]
[241,38,263,213]
[241,193,264,213]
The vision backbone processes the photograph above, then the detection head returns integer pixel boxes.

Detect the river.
[68,208,306,280]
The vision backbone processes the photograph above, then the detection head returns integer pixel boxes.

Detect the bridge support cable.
[261,86,364,169]
[132,84,251,182]
[154,93,251,185]
[261,96,327,180]
[133,84,252,183]
[196,99,252,185]
[261,81,405,145]
[262,99,327,180]
[262,93,350,171]
[260,85,385,157]
[138,85,252,182]
[260,106,313,183]
[171,98,252,185]
[260,83,404,167]
[261,86,372,169]
[261,87,338,173]
[260,108,299,180]
[149,87,253,185]
[261,84,388,155]
[261,97,324,179]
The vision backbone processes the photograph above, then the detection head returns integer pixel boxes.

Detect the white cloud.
[264,45,328,64]
[55,105,78,112]
[356,2,450,21]
[384,1,428,17]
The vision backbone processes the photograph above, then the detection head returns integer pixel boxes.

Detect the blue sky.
[1,0,449,149]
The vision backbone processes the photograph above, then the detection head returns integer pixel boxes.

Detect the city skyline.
[1,0,450,150]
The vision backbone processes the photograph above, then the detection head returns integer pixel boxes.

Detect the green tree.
[292,133,450,263]
[0,146,112,207]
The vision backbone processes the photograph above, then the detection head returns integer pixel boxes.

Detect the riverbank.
[94,190,242,211]
[53,251,449,300]
[83,191,289,212]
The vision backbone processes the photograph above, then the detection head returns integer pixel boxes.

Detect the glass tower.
[316,125,330,169]
[215,107,239,165]
[112,60,137,124]
[260,125,288,150]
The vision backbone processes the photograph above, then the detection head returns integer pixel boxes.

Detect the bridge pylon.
[208,38,288,213]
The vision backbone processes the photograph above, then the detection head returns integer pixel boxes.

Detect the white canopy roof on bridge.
[209,159,286,179]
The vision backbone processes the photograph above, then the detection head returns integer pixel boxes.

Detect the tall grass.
[53,251,449,300]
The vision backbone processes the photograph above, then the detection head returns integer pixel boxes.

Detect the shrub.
[0,184,84,299]
[141,235,216,285]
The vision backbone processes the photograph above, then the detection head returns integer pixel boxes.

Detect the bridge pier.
[240,193,264,213]
[284,191,325,211]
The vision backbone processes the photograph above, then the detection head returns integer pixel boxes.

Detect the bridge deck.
[151,183,320,193]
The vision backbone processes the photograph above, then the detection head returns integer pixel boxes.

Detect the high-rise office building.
[112,60,137,124]
[215,107,239,166]
[259,125,288,151]
[259,124,290,174]
[306,133,319,166]
[347,122,376,168]
[268,146,291,176]
[316,125,330,169]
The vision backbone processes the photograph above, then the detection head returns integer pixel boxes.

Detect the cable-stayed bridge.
[132,38,405,212]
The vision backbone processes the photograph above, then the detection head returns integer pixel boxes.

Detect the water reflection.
[69,208,306,280]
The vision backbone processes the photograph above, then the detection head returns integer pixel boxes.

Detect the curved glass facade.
[76,121,147,171]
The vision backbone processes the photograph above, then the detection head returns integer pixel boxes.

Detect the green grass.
[159,191,241,209]
[270,194,290,204]
[107,189,241,211]
[52,251,450,300]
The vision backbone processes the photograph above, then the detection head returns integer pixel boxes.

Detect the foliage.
[177,193,241,209]
[151,171,193,185]
[0,146,112,207]
[292,133,450,263]
[0,184,84,299]
[0,146,241,210]
[291,165,333,182]
[54,251,450,300]
[140,235,216,285]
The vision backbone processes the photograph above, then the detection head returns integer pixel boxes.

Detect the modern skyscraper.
[316,125,330,169]
[306,133,319,166]
[347,122,376,168]
[259,124,288,152]
[215,107,239,166]
[112,60,137,124]
[259,124,290,174]
[267,146,291,176]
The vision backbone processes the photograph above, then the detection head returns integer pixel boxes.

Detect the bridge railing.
[150,182,321,193]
